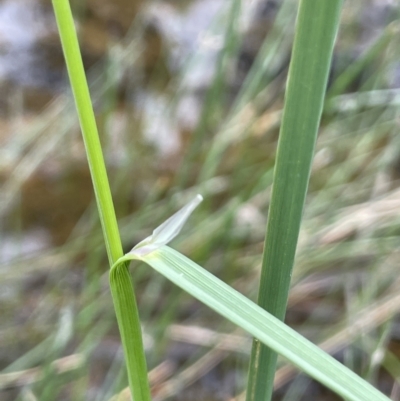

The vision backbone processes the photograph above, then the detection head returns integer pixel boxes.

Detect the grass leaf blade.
[248,1,343,399]
[117,246,389,401]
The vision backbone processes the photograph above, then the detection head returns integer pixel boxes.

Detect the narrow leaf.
[248,1,343,399]
[112,247,390,401]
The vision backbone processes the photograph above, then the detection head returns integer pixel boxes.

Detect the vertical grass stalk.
[246,1,343,401]
[51,1,151,400]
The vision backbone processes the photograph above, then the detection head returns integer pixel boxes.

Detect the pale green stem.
[51,1,151,399]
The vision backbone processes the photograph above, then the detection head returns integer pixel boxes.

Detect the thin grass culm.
[51,1,151,400]
[246,2,344,400]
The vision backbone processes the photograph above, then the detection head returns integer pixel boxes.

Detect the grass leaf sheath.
[51,0,151,399]
[109,264,151,401]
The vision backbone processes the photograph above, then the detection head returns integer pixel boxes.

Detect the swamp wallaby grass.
[50,0,393,400]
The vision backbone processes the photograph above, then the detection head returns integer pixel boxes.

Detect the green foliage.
[111,245,390,401]
[247,1,343,400]
[51,0,151,399]
[3,0,397,400]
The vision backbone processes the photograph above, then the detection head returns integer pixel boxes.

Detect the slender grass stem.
[51,0,121,265]
[246,1,343,401]
[51,1,151,400]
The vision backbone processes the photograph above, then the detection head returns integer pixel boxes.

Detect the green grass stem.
[246,2,343,400]
[51,0,121,265]
[51,1,151,400]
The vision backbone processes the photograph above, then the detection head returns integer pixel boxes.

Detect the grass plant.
[2,0,400,400]
[51,0,151,400]
[246,2,343,400]
[51,0,395,399]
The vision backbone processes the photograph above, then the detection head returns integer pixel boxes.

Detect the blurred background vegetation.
[1,0,400,400]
